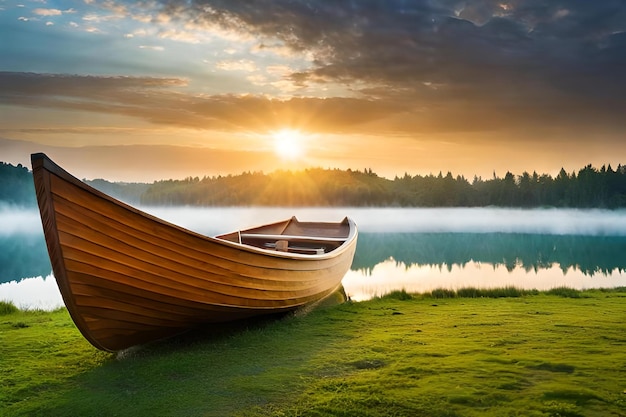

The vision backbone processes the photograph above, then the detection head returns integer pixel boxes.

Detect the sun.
[272,129,305,160]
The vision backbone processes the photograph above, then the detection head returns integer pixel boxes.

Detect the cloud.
[3,1,626,139]
[215,59,257,72]
[32,8,63,16]
[0,72,186,97]
[157,28,202,43]
[146,0,626,131]
[0,72,398,133]
[139,45,165,51]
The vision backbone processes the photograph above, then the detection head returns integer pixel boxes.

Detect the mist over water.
[3,206,626,236]
[140,207,626,236]
[0,205,43,236]
[2,207,626,309]
[0,274,60,310]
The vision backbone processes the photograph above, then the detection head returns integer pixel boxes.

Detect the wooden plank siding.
[31,153,357,351]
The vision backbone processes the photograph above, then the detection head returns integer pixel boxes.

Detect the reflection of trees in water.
[0,235,51,283]
[5,232,625,284]
[352,233,626,276]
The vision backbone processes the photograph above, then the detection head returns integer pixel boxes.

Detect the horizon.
[3,149,620,185]
[1,1,625,182]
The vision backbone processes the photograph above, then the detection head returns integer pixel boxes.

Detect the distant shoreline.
[3,160,626,208]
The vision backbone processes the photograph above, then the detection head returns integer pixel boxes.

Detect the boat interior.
[216,217,351,255]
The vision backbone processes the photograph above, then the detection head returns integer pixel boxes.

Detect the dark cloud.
[0,72,399,133]
[0,72,186,97]
[152,0,626,130]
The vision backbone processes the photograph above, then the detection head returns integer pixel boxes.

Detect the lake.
[2,206,626,309]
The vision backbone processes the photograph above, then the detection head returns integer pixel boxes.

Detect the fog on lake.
[2,206,626,308]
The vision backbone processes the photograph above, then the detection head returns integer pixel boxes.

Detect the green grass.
[546,286,584,298]
[2,289,626,416]
[0,300,19,315]
[0,305,111,413]
[428,286,539,299]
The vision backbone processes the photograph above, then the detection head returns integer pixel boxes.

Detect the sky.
[1,0,625,182]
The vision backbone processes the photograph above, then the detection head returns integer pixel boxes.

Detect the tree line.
[136,164,626,208]
[3,161,626,208]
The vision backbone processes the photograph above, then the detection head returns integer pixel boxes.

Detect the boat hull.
[31,154,357,351]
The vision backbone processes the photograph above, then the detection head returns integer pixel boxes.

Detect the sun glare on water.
[272,129,305,160]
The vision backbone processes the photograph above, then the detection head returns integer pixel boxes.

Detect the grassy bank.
[1,289,626,416]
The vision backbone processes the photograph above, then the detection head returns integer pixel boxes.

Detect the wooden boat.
[31,153,357,351]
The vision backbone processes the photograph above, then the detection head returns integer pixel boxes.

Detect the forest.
[3,161,626,208]
[0,162,36,206]
[123,164,626,208]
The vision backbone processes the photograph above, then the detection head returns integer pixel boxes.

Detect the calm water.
[2,207,626,309]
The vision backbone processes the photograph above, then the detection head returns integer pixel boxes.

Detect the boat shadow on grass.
[117,287,348,359]
[118,312,292,359]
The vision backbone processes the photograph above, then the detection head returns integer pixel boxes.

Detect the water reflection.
[352,233,626,275]
[3,207,626,308]
[342,233,626,300]
[342,260,626,301]
[0,235,51,283]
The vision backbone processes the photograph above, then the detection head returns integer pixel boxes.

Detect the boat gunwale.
[51,193,348,273]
